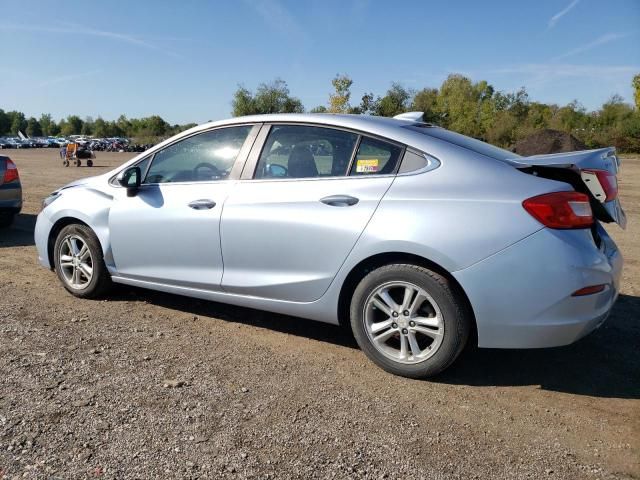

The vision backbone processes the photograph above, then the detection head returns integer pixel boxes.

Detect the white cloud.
[0,23,181,58]
[486,63,638,93]
[552,32,633,61]
[39,69,102,88]
[241,0,307,41]
[548,0,580,28]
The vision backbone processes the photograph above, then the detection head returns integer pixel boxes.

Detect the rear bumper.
[454,224,622,348]
[0,183,22,214]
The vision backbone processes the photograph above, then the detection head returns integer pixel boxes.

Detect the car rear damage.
[507,147,626,229]
[454,146,625,348]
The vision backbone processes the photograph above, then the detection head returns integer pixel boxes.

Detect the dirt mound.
[514,129,586,156]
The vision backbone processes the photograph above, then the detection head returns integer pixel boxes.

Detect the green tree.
[549,100,588,132]
[60,115,83,135]
[39,113,55,136]
[8,111,26,135]
[310,105,328,113]
[81,116,94,136]
[92,117,108,137]
[411,88,439,123]
[328,74,353,113]
[352,92,378,115]
[232,79,303,116]
[231,86,258,116]
[633,73,640,109]
[116,115,132,136]
[374,83,411,117]
[0,109,9,135]
[436,75,488,137]
[25,117,42,137]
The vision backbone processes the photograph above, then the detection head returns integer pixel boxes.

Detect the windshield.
[405,125,518,161]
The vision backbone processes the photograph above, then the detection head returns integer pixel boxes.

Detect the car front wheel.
[53,224,112,298]
[350,264,471,378]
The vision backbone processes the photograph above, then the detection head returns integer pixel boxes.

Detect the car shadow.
[0,213,36,247]
[113,286,639,399]
[437,293,640,399]
[111,287,358,349]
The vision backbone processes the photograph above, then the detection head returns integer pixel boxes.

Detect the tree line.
[2,73,638,152]
[0,110,197,144]
[233,73,640,153]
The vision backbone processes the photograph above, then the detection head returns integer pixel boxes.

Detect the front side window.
[350,137,403,176]
[254,125,358,179]
[144,126,251,183]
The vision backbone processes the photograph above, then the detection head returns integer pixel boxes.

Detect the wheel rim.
[363,281,444,365]
[58,235,93,289]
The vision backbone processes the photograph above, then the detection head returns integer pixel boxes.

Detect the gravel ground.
[0,150,638,479]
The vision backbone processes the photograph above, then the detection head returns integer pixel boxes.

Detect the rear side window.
[254,125,358,179]
[350,137,403,176]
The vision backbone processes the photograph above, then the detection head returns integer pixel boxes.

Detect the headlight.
[42,192,61,210]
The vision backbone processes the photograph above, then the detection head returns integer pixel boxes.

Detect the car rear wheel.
[53,224,112,298]
[350,264,470,378]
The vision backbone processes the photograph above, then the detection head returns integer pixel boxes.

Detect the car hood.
[57,173,108,192]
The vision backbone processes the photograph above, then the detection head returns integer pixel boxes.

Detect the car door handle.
[188,199,216,210]
[320,195,359,207]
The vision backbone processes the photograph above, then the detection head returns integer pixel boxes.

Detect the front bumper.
[34,210,54,268]
[454,224,622,349]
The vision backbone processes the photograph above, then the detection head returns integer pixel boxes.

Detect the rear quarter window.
[349,137,403,176]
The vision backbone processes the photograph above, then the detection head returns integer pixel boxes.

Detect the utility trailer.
[63,143,94,167]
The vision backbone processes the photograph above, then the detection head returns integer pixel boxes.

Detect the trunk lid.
[505,147,626,228]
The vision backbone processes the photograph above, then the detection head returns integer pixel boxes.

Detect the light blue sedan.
[35,113,624,378]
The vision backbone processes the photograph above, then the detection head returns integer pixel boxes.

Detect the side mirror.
[118,166,141,197]
[267,163,287,178]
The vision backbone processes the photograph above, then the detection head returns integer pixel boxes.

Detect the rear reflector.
[523,191,593,229]
[572,284,606,296]
[582,169,618,201]
[3,158,19,183]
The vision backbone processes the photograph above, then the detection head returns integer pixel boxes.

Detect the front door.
[109,124,256,290]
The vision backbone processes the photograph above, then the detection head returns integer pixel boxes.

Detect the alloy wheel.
[58,234,93,289]
[363,281,444,364]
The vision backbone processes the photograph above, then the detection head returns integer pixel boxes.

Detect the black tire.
[53,224,112,298]
[0,214,14,228]
[87,159,93,167]
[350,264,471,379]
[74,159,81,167]
[63,159,69,167]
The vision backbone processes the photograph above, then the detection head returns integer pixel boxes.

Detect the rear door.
[220,124,403,302]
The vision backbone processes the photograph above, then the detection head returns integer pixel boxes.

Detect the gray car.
[0,155,22,227]
[34,113,624,378]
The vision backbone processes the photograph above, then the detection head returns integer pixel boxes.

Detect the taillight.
[582,169,618,201]
[572,284,607,296]
[523,191,593,229]
[3,159,19,183]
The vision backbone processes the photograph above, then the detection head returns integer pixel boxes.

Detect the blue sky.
[1,0,638,124]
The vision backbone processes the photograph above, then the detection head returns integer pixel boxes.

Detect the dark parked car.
[0,156,22,227]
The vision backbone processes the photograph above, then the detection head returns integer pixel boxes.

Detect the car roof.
[185,113,432,148]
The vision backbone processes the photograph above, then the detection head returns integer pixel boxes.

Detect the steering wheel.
[193,162,222,180]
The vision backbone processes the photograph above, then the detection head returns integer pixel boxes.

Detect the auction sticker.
[356,158,379,173]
